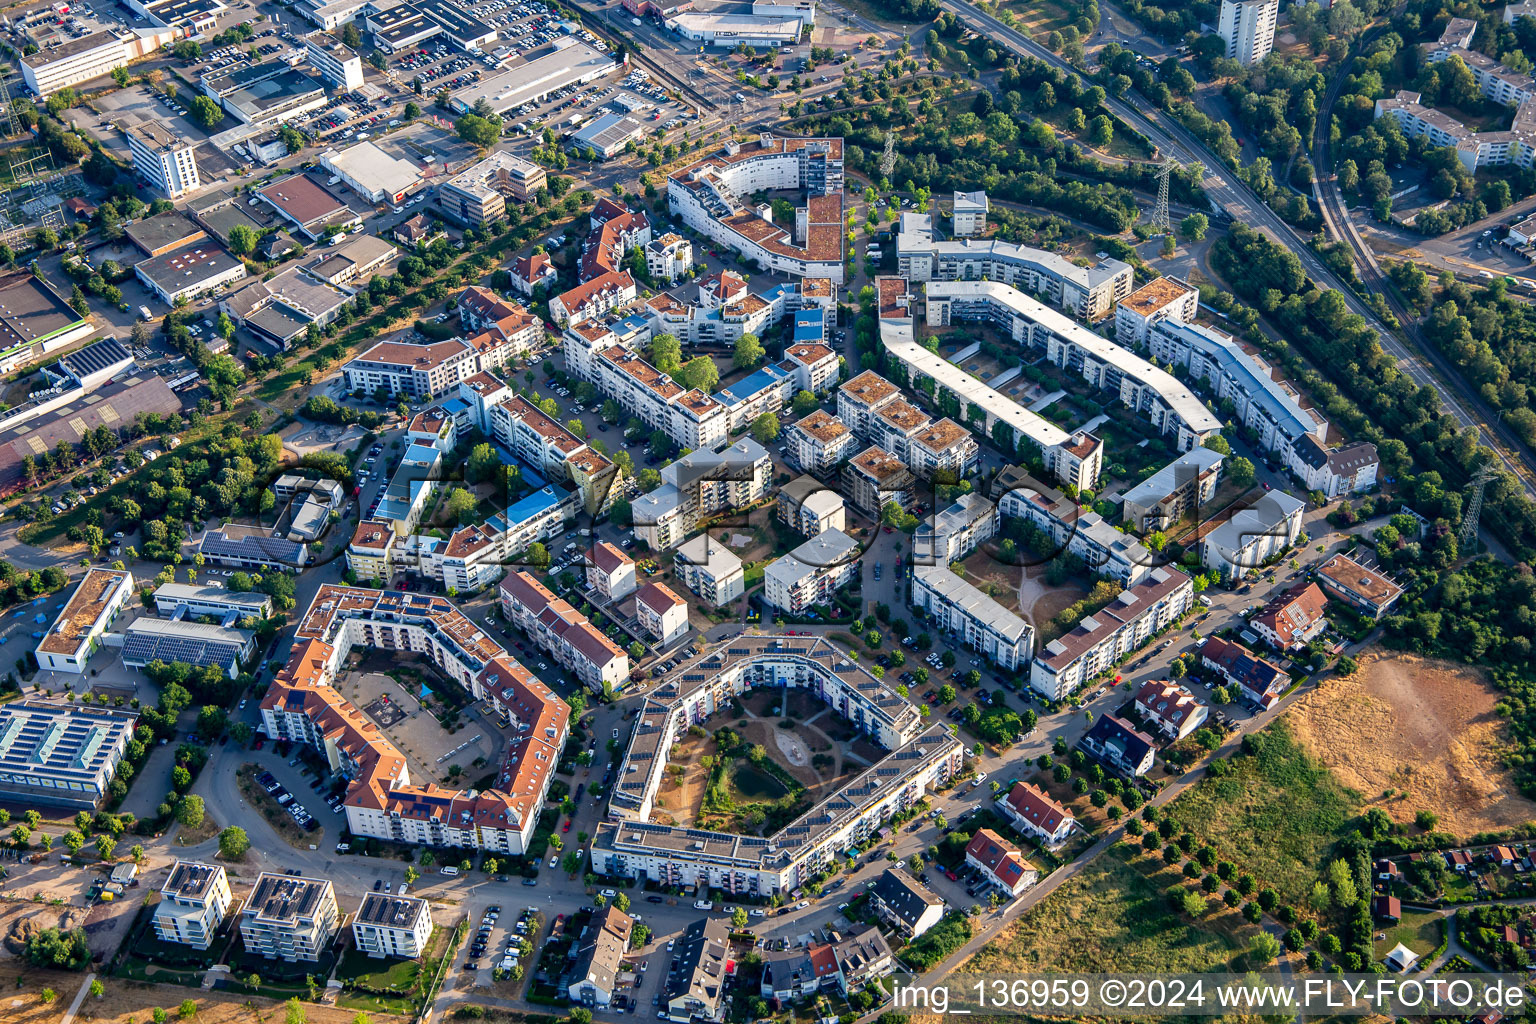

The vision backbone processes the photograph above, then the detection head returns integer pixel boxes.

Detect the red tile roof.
[966,828,1030,888]
[1003,781,1070,835]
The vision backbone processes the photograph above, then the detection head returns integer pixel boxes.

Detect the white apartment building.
[1292,437,1380,499]
[1216,0,1278,66]
[343,338,483,401]
[896,215,1133,320]
[1029,566,1194,699]
[911,565,1033,670]
[636,583,689,646]
[125,122,200,200]
[1201,490,1305,581]
[913,493,997,566]
[631,439,772,550]
[35,568,135,673]
[951,190,988,237]
[645,233,694,284]
[786,409,854,471]
[549,270,638,327]
[837,371,903,439]
[240,873,340,962]
[1114,276,1199,348]
[997,475,1153,586]
[153,861,232,950]
[500,571,630,692]
[305,34,365,91]
[674,533,745,606]
[841,445,915,515]
[1375,90,1536,173]
[763,528,858,615]
[778,476,847,538]
[588,541,638,602]
[1119,447,1226,536]
[352,893,434,959]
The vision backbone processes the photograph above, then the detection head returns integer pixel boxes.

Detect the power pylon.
[1457,462,1496,550]
[0,73,20,140]
[1149,156,1176,235]
[880,130,896,179]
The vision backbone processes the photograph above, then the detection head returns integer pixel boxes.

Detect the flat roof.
[153,582,272,613]
[162,860,224,902]
[570,112,646,151]
[0,273,88,351]
[38,568,131,657]
[21,29,119,67]
[245,872,332,923]
[257,174,352,230]
[1119,275,1195,318]
[356,891,429,929]
[450,40,617,116]
[135,243,243,291]
[225,68,326,117]
[125,211,205,255]
[0,701,138,785]
[322,141,423,197]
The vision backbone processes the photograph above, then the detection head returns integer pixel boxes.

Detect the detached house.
[964,829,1038,898]
[868,869,944,938]
[1077,714,1158,777]
[996,781,1074,845]
[1133,680,1208,741]
[1249,582,1329,653]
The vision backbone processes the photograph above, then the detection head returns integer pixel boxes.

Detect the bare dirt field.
[67,974,416,1024]
[1287,652,1536,835]
[958,551,1021,613]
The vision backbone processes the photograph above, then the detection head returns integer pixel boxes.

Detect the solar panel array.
[121,630,243,670]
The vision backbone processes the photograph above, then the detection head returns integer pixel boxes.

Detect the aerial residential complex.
[1216,0,1279,65]
[911,565,1034,670]
[153,861,233,950]
[239,872,341,961]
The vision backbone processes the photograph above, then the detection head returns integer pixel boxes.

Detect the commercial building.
[240,872,341,961]
[438,152,548,226]
[202,61,328,126]
[121,617,256,679]
[911,565,1033,670]
[763,528,858,615]
[320,142,423,205]
[21,27,177,97]
[448,39,619,117]
[264,585,569,854]
[305,34,365,91]
[569,906,635,1008]
[125,122,200,200]
[951,190,988,237]
[1028,566,1194,699]
[997,782,1074,845]
[777,475,845,538]
[1199,636,1289,709]
[1133,680,1207,741]
[1119,447,1226,535]
[1114,276,1199,348]
[125,212,207,259]
[913,493,997,565]
[632,439,772,549]
[673,533,745,606]
[897,215,1133,320]
[1292,436,1380,499]
[664,12,802,46]
[1199,490,1304,581]
[924,279,1221,451]
[1078,715,1158,776]
[1250,582,1329,652]
[135,244,248,306]
[587,541,637,602]
[570,112,648,159]
[35,568,134,673]
[224,240,399,349]
[1315,552,1403,619]
[636,583,689,646]
[597,635,961,894]
[669,134,846,284]
[153,861,232,949]
[0,701,138,808]
[500,571,629,692]
[153,582,272,621]
[1216,0,1278,66]
[965,829,1037,898]
[256,174,362,241]
[786,409,854,472]
[199,526,311,571]
[352,893,434,959]
[868,869,944,938]
[996,473,1153,586]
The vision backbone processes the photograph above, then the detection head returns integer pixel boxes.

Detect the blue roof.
[794,308,824,326]
[440,397,469,415]
[759,283,797,304]
[614,313,651,338]
[716,363,791,405]
[506,485,566,522]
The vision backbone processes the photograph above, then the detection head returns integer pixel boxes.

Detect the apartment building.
[240,872,340,961]
[631,439,772,550]
[125,122,200,199]
[1315,552,1403,619]
[509,252,558,296]
[1250,582,1329,652]
[965,829,1037,898]
[951,190,988,237]
[777,475,846,538]
[1375,89,1536,173]
[1133,680,1208,741]
[763,528,858,615]
[153,861,232,949]
[996,473,1153,586]
[1216,0,1278,65]
[1119,447,1226,536]
[550,270,638,327]
[500,571,629,693]
[645,233,694,284]
[1114,276,1199,347]
[1292,436,1380,499]
[784,342,838,394]
[352,893,434,959]
[911,565,1033,670]
[913,493,997,566]
[343,338,483,401]
[636,583,690,646]
[673,533,745,606]
[841,446,915,515]
[1199,490,1304,581]
[1078,714,1158,776]
[786,409,854,472]
[1029,566,1194,699]
[868,870,944,938]
[569,906,635,1008]
[663,918,732,1023]
[997,782,1074,845]
[588,541,637,602]
[1199,636,1289,709]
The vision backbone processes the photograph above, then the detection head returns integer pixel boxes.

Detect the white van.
[441,866,460,876]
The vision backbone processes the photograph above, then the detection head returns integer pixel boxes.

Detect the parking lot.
[253,763,338,835]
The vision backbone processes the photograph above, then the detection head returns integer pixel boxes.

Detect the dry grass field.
[1286,653,1536,836]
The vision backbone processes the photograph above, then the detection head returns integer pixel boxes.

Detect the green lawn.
[1373,910,1445,961]
[1163,721,1362,909]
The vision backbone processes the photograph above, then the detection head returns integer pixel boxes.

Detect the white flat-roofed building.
[911,565,1032,670]
[908,417,979,481]
[1119,447,1226,536]
[353,892,434,959]
[632,439,771,550]
[153,861,232,949]
[125,122,200,199]
[305,34,364,90]
[152,582,273,621]
[914,493,996,565]
[320,141,423,205]
[951,190,988,237]
[121,617,257,679]
[1114,276,1198,347]
[438,151,548,226]
[35,568,134,673]
[763,528,858,615]
[636,583,689,646]
[240,872,340,961]
[570,113,648,159]
[837,371,901,439]
[1029,566,1194,699]
[449,39,619,118]
[783,342,838,394]
[674,534,745,606]
[21,27,178,97]
[1200,490,1305,582]
[787,409,853,471]
[925,280,1221,452]
[841,445,914,515]
[664,12,802,46]
[588,541,637,602]
[996,474,1153,586]
[645,233,694,284]
[0,701,138,808]
[1217,0,1278,65]
[135,244,248,306]
[776,476,846,538]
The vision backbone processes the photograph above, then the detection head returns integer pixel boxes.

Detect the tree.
[90,980,104,999]
[751,412,780,444]
[614,892,630,912]
[178,795,205,829]
[1249,932,1281,965]
[792,390,818,415]
[95,834,116,861]
[189,95,223,131]
[676,356,719,392]
[732,907,748,929]
[651,334,682,374]
[733,333,764,369]
[1088,114,1113,146]
[938,684,956,704]
[179,999,197,1019]
[466,443,502,484]
[227,223,257,256]
[1202,434,1231,456]
[1226,456,1255,489]
[1180,212,1208,241]
[404,866,421,885]
[528,542,551,569]
[285,997,306,1024]
[22,928,89,970]
[444,488,478,526]
[455,113,503,148]
[218,826,250,860]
